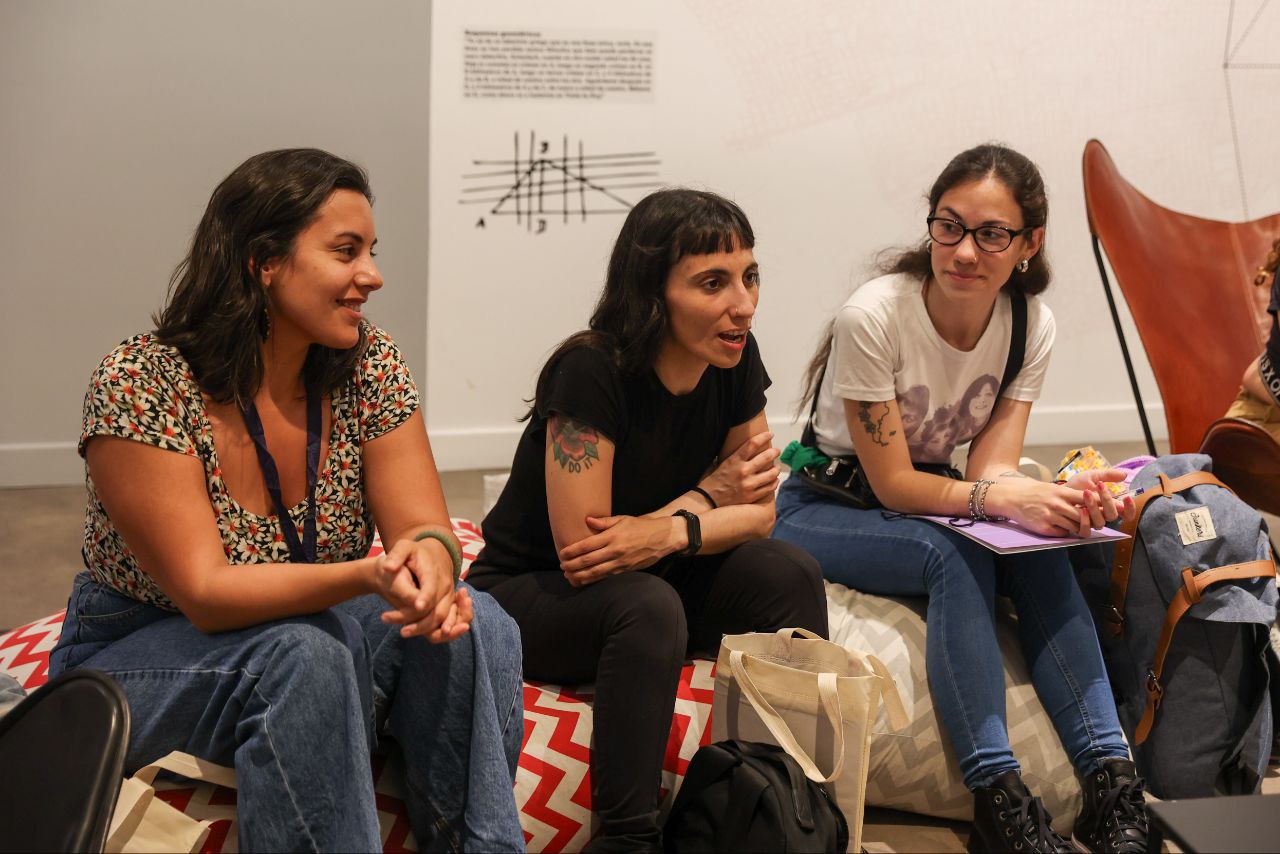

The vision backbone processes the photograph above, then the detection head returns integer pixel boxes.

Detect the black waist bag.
[663,740,848,854]
[797,455,961,509]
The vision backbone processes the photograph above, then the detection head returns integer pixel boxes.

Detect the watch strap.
[673,509,701,557]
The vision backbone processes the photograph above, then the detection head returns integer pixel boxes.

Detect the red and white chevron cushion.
[0,519,715,853]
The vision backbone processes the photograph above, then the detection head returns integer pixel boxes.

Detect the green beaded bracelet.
[414,527,463,583]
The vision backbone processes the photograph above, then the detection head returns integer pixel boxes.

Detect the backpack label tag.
[1175,506,1217,546]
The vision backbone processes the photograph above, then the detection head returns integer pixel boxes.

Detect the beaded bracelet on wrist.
[968,479,1008,523]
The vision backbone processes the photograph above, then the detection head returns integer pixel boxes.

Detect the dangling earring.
[926,239,933,252]
[260,308,271,340]
[1018,258,1029,273]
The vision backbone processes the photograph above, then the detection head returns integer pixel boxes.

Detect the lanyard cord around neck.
[240,388,322,564]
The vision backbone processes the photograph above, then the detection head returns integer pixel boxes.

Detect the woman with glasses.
[773,144,1149,854]
[467,188,828,851]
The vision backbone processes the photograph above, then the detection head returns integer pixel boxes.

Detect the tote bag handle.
[728,649,847,784]
[107,752,237,853]
[769,627,910,732]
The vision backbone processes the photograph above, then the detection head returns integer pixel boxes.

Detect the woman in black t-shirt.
[468,189,828,851]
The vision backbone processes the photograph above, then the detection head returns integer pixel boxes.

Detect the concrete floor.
[3,442,1275,852]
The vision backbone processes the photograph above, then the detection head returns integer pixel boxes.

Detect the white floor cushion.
[825,581,1082,833]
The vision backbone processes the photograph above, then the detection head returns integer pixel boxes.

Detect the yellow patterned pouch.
[1055,446,1126,495]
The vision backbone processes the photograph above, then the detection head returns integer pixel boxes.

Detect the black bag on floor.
[663,739,848,853]
[1070,454,1278,798]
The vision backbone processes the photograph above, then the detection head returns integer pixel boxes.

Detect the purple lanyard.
[240,390,322,564]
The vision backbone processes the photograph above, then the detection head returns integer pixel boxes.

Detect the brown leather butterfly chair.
[1081,139,1280,514]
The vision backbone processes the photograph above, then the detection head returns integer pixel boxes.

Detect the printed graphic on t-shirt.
[908,373,999,461]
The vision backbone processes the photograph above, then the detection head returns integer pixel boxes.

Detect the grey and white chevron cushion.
[826,582,1081,833]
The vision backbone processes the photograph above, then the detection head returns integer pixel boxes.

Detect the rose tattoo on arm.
[549,414,601,473]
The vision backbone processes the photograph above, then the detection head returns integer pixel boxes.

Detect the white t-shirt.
[811,273,1056,463]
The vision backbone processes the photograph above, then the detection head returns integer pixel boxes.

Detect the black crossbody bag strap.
[998,289,1027,401]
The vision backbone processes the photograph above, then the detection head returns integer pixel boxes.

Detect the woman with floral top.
[49,149,524,852]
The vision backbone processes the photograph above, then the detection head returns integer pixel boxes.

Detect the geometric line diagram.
[460,131,662,232]
[1223,0,1280,217]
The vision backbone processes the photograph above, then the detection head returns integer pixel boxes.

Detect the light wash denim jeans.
[773,474,1130,789]
[49,573,525,853]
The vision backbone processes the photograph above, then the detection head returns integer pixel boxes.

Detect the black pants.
[470,538,828,850]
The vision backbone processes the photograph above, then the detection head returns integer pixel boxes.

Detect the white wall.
[4,2,1279,485]
[426,0,1280,470]
[0,0,430,486]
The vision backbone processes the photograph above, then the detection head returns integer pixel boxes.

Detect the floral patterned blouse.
[79,323,419,610]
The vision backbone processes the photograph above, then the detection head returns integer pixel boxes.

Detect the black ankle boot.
[967,771,1077,853]
[1072,758,1148,853]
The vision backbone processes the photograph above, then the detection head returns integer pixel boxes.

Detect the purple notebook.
[911,516,1130,554]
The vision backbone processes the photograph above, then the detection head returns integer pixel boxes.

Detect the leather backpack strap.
[1105,470,1234,637]
[1134,557,1277,745]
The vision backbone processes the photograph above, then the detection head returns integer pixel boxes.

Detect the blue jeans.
[773,475,1130,789]
[49,573,525,852]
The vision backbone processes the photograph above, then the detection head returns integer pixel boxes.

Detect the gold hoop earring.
[1018,258,1029,273]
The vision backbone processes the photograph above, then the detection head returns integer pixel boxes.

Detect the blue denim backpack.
[1071,454,1278,798]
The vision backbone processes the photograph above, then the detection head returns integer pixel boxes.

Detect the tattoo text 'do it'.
[549,415,601,473]
[857,401,896,447]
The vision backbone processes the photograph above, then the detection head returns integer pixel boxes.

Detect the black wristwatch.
[673,509,702,557]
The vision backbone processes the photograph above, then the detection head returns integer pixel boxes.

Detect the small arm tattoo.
[549,415,601,473]
[857,401,896,447]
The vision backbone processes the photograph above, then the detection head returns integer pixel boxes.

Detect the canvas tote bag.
[106,751,237,853]
[712,627,907,853]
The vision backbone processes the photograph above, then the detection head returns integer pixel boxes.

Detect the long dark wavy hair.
[153,148,373,407]
[524,188,755,420]
[797,143,1051,414]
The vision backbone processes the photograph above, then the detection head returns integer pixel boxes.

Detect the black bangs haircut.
[524,188,755,421]
[152,148,373,407]
[668,211,753,263]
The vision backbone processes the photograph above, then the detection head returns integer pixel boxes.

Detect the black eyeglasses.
[927,216,1030,253]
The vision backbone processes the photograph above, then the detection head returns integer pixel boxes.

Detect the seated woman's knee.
[464,585,522,653]
[920,532,994,584]
[728,539,823,590]
[256,611,368,679]
[602,573,688,655]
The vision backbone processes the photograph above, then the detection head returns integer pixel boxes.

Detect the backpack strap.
[998,290,1027,401]
[718,758,769,851]
[800,290,1027,448]
[1105,470,1234,637]
[1135,557,1278,744]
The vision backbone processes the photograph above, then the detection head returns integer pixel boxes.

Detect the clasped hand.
[698,431,781,507]
[558,514,683,587]
[368,537,472,643]
[1000,469,1136,537]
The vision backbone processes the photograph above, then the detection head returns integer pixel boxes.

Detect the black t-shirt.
[1262,274,1279,404]
[469,334,770,579]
